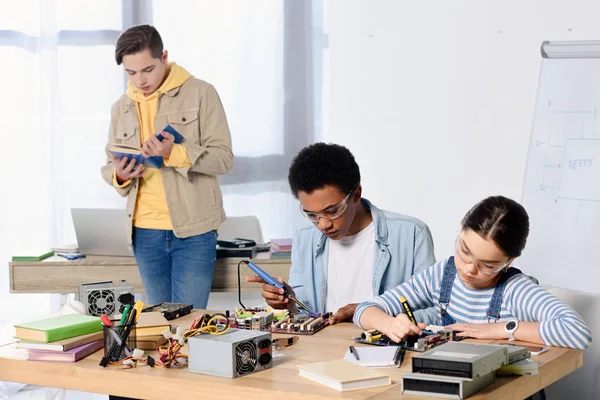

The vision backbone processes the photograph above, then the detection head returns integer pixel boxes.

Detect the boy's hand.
[330,303,358,324]
[380,313,426,343]
[112,155,145,184]
[245,276,297,311]
[141,131,174,158]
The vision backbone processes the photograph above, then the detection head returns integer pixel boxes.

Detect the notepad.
[343,346,400,367]
[298,360,391,392]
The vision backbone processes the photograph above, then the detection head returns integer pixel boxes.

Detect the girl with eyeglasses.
[354,196,591,349]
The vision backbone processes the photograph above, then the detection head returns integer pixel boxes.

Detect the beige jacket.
[101,78,234,246]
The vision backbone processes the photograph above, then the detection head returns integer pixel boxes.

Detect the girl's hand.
[380,313,426,343]
[447,322,506,339]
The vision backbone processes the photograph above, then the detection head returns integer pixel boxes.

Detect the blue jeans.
[132,227,217,309]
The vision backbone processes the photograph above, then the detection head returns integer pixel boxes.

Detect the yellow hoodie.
[126,62,192,230]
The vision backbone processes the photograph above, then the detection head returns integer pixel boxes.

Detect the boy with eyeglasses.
[247,143,438,324]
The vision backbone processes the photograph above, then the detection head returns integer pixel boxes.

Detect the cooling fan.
[236,341,258,375]
[78,280,135,317]
[87,289,116,315]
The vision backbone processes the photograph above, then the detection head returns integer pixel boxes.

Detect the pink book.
[27,339,103,362]
[271,238,292,251]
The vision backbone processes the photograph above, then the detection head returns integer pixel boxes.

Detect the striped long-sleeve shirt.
[354,257,592,349]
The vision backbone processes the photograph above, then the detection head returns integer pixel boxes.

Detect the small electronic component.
[354,327,465,352]
[272,335,299,349]
[231,308,331,335]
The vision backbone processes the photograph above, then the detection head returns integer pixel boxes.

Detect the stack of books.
[270,238,292,259]
[15,314,104,362]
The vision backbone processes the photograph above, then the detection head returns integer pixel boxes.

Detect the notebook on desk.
[298,359,391,392]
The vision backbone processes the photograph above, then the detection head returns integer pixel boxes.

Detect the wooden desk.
[8,253,291,294]
[0,311,583,400]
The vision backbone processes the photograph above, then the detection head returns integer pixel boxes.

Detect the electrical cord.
[238,260,247,309]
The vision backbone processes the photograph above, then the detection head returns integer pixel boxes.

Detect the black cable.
[238,260,247,309]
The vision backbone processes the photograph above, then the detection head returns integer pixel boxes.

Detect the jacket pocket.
[115,124,139,147]
[167,109,200,144]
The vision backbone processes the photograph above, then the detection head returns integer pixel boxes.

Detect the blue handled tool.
[244,260,312,313]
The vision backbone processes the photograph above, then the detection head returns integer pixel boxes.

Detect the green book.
[12,250,55,261]
[14,314,103,343]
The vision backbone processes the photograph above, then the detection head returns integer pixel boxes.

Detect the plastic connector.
[146,355,155,368]
[99,357,109,368]
[177,336,185,346]
[123,359,135,366]
[162,329,173,339]
[175,326,185,337]
[176,357,187,365]
[132,348,144,359]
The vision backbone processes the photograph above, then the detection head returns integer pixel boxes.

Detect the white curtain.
[0,0,323,325]
[153,0,320,240]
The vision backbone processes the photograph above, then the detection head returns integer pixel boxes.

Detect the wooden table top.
[0,311,583,400]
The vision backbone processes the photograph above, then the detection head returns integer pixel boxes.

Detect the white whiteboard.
[521,41,600,294]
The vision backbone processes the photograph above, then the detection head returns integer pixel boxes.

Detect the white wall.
[322,0,600,259]
[322,1,600,397]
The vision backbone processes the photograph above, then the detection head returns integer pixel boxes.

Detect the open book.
[109,124,184,168]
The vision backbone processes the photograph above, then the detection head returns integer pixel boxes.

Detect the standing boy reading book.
[101,25,233,309]
[248,143,438,325]
[354,196,592,350]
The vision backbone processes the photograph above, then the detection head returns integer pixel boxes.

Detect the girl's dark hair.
[288,143,360,198]
[461,196,530,258]
[115,25,163,65]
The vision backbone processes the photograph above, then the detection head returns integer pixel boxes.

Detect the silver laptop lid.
[71,208,133,257]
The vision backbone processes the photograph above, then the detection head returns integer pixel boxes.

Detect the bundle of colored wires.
[107,313,231,369]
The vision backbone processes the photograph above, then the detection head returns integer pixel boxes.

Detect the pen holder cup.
[103,320,137,362]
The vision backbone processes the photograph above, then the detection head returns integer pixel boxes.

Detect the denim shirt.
[288,198,439,325]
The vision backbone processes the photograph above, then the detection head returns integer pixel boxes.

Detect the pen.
[117,305,131,335]
[57,253,86,260]
[130,300,145,323]
[349,345,360,360]
[393,346,406,367]
[100,314,113,326]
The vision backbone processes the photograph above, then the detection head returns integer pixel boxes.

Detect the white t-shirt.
[325,221,376,313]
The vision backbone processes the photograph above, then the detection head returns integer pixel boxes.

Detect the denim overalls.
[438,256,522,326]
[437,257,546,400]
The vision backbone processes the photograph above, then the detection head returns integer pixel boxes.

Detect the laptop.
[71,208,133,257]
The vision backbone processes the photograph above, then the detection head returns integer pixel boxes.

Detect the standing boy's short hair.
[115,24,163,65]
[288,143,361,197]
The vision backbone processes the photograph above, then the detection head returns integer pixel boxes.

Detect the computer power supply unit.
[77,280,135,316]
[188,328,273,378]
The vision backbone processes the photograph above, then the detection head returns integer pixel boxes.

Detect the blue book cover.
[109,125,183,168]
[159,124,184,143]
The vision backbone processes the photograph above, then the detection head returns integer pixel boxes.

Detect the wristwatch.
[504,319,519,341]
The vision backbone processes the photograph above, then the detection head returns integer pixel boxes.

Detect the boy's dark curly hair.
[288,143,360,198]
